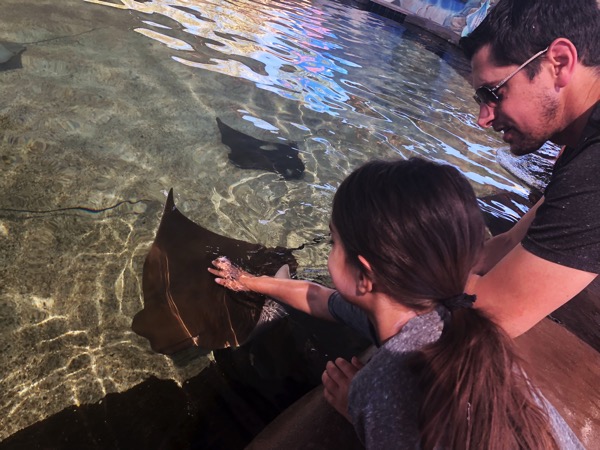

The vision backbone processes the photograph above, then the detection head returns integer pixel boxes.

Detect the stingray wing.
[132,189,296,354]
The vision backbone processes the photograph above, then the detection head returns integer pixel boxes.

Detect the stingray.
[217,118,305,180]
[0,41,25,72]
[132,189,297,354]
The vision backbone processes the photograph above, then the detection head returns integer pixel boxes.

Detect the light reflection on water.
[85,0,541,199]
[0,0,556,440]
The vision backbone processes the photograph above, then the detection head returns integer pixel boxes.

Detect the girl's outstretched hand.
[322,356,364,422]
[208,256,255,291]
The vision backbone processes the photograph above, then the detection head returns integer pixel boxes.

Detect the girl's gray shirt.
[328,291,584,450]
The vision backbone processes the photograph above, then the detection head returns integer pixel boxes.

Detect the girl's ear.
[357,255,374,294]
[358,255,372,273]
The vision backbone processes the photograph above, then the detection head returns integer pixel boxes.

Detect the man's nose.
[477,103,495,128]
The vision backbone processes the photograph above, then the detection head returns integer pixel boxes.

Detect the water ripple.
[83,0,530,200]
[85,0,448,118]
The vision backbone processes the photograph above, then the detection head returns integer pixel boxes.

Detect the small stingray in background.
[216,118,305,180]
[132,189,297,354]
[0,41,25,72]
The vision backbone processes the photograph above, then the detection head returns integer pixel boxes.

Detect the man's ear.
[547,38,577,88]
[357,255,374,294]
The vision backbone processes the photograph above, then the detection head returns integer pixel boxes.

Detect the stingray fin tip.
[165,188,176,212]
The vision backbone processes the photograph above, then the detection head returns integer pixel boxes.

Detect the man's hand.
[322,356,364,422]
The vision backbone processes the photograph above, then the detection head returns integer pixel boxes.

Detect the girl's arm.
[208,257,335,321]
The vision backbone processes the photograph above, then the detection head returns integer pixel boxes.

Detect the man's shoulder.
[554,102,600,170]
[588,100,600,129]
[572,100,600,152]
[525,143,600,274]
[578,101,600,151]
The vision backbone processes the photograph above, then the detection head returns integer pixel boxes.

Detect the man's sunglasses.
[473,47,549,107]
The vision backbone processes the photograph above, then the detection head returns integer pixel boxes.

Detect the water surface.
[0,0,547,440]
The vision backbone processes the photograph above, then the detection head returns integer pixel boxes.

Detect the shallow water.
[0,0,550,441]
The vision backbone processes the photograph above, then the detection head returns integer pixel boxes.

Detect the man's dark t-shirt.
[523,102,600,274]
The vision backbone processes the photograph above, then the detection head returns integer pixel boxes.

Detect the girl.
[208,158,581,449]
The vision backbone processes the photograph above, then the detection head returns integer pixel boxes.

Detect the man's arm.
[470,245,597,337]
[470,195,597,336]
[473,197,544,275]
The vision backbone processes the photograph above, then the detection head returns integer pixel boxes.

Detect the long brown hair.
[332,158,558,449]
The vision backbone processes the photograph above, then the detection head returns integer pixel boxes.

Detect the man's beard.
[509,132,548,156]
[509,94,560,156]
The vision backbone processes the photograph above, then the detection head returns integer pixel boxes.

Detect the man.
[243,4,600,445]
[460,0,600,336]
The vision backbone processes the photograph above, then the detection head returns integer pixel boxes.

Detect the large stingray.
[217,118,305,180]
[132,189,297,354]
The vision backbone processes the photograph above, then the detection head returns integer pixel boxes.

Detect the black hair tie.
[441,293,476,311]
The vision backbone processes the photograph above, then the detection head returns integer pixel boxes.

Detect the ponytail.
[415,306,558,450]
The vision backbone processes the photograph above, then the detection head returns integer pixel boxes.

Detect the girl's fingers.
[323,359,357,387]
[335,358,354,375]
[326,360,344,383]
[350,356,364,370]
[322,361,338,387]
[322,360,353,422]
[207,267,221,276]
[322,385,334,403]
[211,257,229,269]
[332,357,360,378]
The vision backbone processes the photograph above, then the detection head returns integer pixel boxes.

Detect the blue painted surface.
[393,0,473,15]
[373,0,488,35]
[430,0,470,14]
